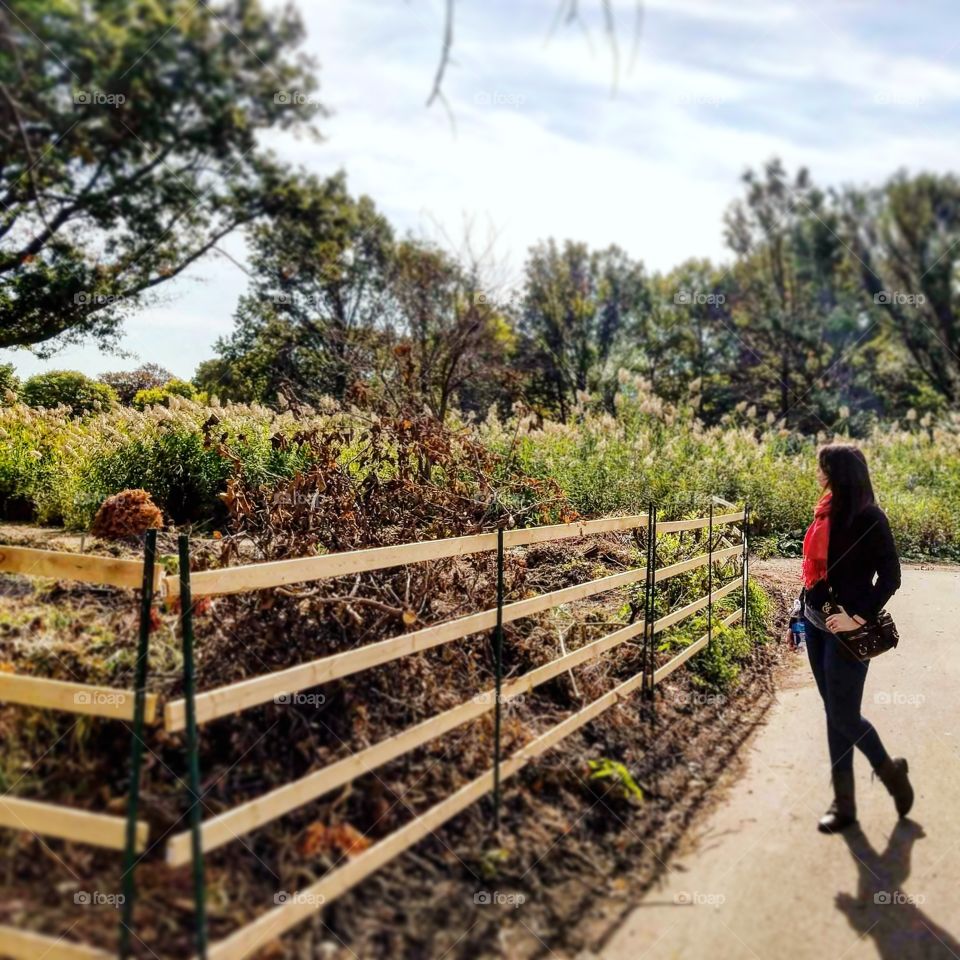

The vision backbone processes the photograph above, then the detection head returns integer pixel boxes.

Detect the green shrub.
[0,404,66,519]
[654,578,771,692]
[21,370,117,417]
[745,577,771,641]
[132,378,205,410]
[689,621,753,690]
[0,398,320,527]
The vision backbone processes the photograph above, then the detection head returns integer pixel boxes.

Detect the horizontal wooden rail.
[714,510,746,525]
[165,531,496,599]
[0,673,158,723]
[204,657,657,960]
[656,511,744,534]
[166,614,649,864]
[652,577,740,635]
[0,927,113,960]
[165,564,649,731]
[0,796,148,852]
[655,544,740,583]
[165,514,650,599]
[0,545,150,590]
[503,512,647,546]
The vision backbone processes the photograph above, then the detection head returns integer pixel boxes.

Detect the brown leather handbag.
[822,589,900,662]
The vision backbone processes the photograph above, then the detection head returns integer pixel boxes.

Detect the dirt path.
[603,564,960,960]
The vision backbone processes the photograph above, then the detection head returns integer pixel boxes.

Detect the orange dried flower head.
[91,489,163,540]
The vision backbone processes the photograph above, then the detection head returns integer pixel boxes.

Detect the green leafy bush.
[0,397,318,526]
[0,404,66,519]
[688,620,753,690]
[133,378,205,410]
[653,578,770,691]
[21,370,117,417]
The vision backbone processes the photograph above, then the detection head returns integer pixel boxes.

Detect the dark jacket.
[806,503,901,622]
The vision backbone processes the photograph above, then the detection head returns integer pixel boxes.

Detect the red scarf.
[802,491,832,589]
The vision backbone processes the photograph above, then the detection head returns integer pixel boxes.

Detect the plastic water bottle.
[790,617,807,653]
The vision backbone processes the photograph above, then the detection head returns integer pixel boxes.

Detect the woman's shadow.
[835,819,960,958]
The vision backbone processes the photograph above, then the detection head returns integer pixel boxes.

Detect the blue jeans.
[804,617,890,774]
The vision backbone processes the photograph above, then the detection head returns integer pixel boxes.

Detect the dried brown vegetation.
[90,488,164,540]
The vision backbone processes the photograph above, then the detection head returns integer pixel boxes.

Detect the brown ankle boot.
[819,770,857,833]
[876,757,914,818]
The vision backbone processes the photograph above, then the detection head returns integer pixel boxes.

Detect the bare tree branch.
[425,0,455,108]
[426,1,643,109]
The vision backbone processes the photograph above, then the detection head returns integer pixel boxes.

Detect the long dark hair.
[819,443,875,528]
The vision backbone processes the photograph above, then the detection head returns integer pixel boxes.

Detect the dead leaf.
[300,821,372,859]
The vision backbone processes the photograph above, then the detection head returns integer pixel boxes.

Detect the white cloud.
[642,0,802,26]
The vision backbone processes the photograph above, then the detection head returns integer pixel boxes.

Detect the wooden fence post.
[118,529,156,959]
[178,534,209,958]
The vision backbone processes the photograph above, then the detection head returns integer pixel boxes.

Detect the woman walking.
[800,444,914,833]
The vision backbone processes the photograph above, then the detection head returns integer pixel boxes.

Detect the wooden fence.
[0,501,750,960]
[0,535,161,960]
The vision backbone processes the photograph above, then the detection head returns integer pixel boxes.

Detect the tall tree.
[517,240,647,420]
[0,0,320,353]
[207,172,393,404]
[99,363,174,405]
[724,159,869,429]
[383,240,509,419]
[646,259,740,418]
[842,172,960,404]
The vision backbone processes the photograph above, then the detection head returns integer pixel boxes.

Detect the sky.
[6,0,960,381]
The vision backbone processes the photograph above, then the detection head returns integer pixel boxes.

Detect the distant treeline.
[192,160,960,435]
[3,1,958,433]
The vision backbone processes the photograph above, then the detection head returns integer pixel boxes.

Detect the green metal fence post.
[178,533,208,959]
[644,502,658,701]
[642,503,650,699]
[492,525,505,836]
[742,502,750,633]
[118,528,157,960]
